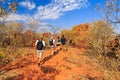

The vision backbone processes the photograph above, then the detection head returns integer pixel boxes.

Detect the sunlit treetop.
[0,0,18,16]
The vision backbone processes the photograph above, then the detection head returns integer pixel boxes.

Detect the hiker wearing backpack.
[49,37,55,55]
[61,35,67,52]
[35,37,45,64]
[56,36,61,46]
[56,36,62,51]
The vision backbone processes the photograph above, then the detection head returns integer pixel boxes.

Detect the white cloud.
[0,0,89,22]
[20,1,36,10]
[0,13,31,22]
[34,0,89,20]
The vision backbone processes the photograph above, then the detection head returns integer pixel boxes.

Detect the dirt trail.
[0,47,105,80]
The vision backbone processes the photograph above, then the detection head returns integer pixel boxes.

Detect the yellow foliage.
[0,52,5,57]
[86,20,114,55]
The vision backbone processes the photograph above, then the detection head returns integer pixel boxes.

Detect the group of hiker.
[35,35,67,65]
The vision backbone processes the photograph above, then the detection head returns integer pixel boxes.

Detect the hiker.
[56,36,61,51]
[41,37,45,50]
[35,37,45,65]
[61,35,67,52]
[56,36,61,46]
[49,36,55,55]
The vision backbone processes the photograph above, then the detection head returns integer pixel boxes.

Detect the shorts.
[36,50,44,59]
[57,44,61,46]
[51,45,55,48]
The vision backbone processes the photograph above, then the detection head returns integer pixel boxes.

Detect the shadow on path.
[39,48,62,65]
[0,48,62,75]
[0,53,34,75]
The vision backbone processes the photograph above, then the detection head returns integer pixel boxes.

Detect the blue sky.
[44,0,105,29]
[0,0,106,29]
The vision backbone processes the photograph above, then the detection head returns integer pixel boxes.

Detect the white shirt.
[42,40,45,46]
[35,40,39,46]
[35,40,45,46]
[53,39,55,44]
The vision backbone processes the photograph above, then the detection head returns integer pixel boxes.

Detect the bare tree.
[96,0,120,25]
[46,24,61,37]
[95,0,120,34]
[27,20,39,32]
[104,0,120,24]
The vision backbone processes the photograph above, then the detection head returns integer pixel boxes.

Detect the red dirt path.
[0,47,105,80]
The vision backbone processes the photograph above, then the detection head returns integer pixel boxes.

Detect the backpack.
[49,39,53,46]
[57,39,61,44]
[58,39,61,43]
[61,37,66,45]
[37,40,43,50]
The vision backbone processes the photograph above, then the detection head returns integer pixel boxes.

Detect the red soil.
[0,47,105,80]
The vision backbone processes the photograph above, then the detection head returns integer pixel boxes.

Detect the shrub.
[86,20,114,55]
[85,20,120,76]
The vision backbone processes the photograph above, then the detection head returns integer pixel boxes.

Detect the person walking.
[35,37,45,65]
[49,36,55,55]
[56,36,61,51]
[56,36,61,46]
[61,35,67,52]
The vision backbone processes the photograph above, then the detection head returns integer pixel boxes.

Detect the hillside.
[0,47,119,80]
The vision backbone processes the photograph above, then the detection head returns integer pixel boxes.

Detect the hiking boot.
[65,49,68,52]
[38,63,42,67]
[38,63,40,67]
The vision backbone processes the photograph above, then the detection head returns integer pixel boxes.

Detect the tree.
[105,0,120,24]
[86,20,114,55]
[97,0,120,25]
[46,24,61,37]
[0,0,18,17]
[0,22,7,46]
[23,30,33,47]
[27,20,40,39]
[6,22,25,46]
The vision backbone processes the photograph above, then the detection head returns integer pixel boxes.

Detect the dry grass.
[0,47,34,67]
[87,49,120,80]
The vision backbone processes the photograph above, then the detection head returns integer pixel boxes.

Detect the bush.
[0,52,5,61]
[85,20,120,74]
[86,20,114,55]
